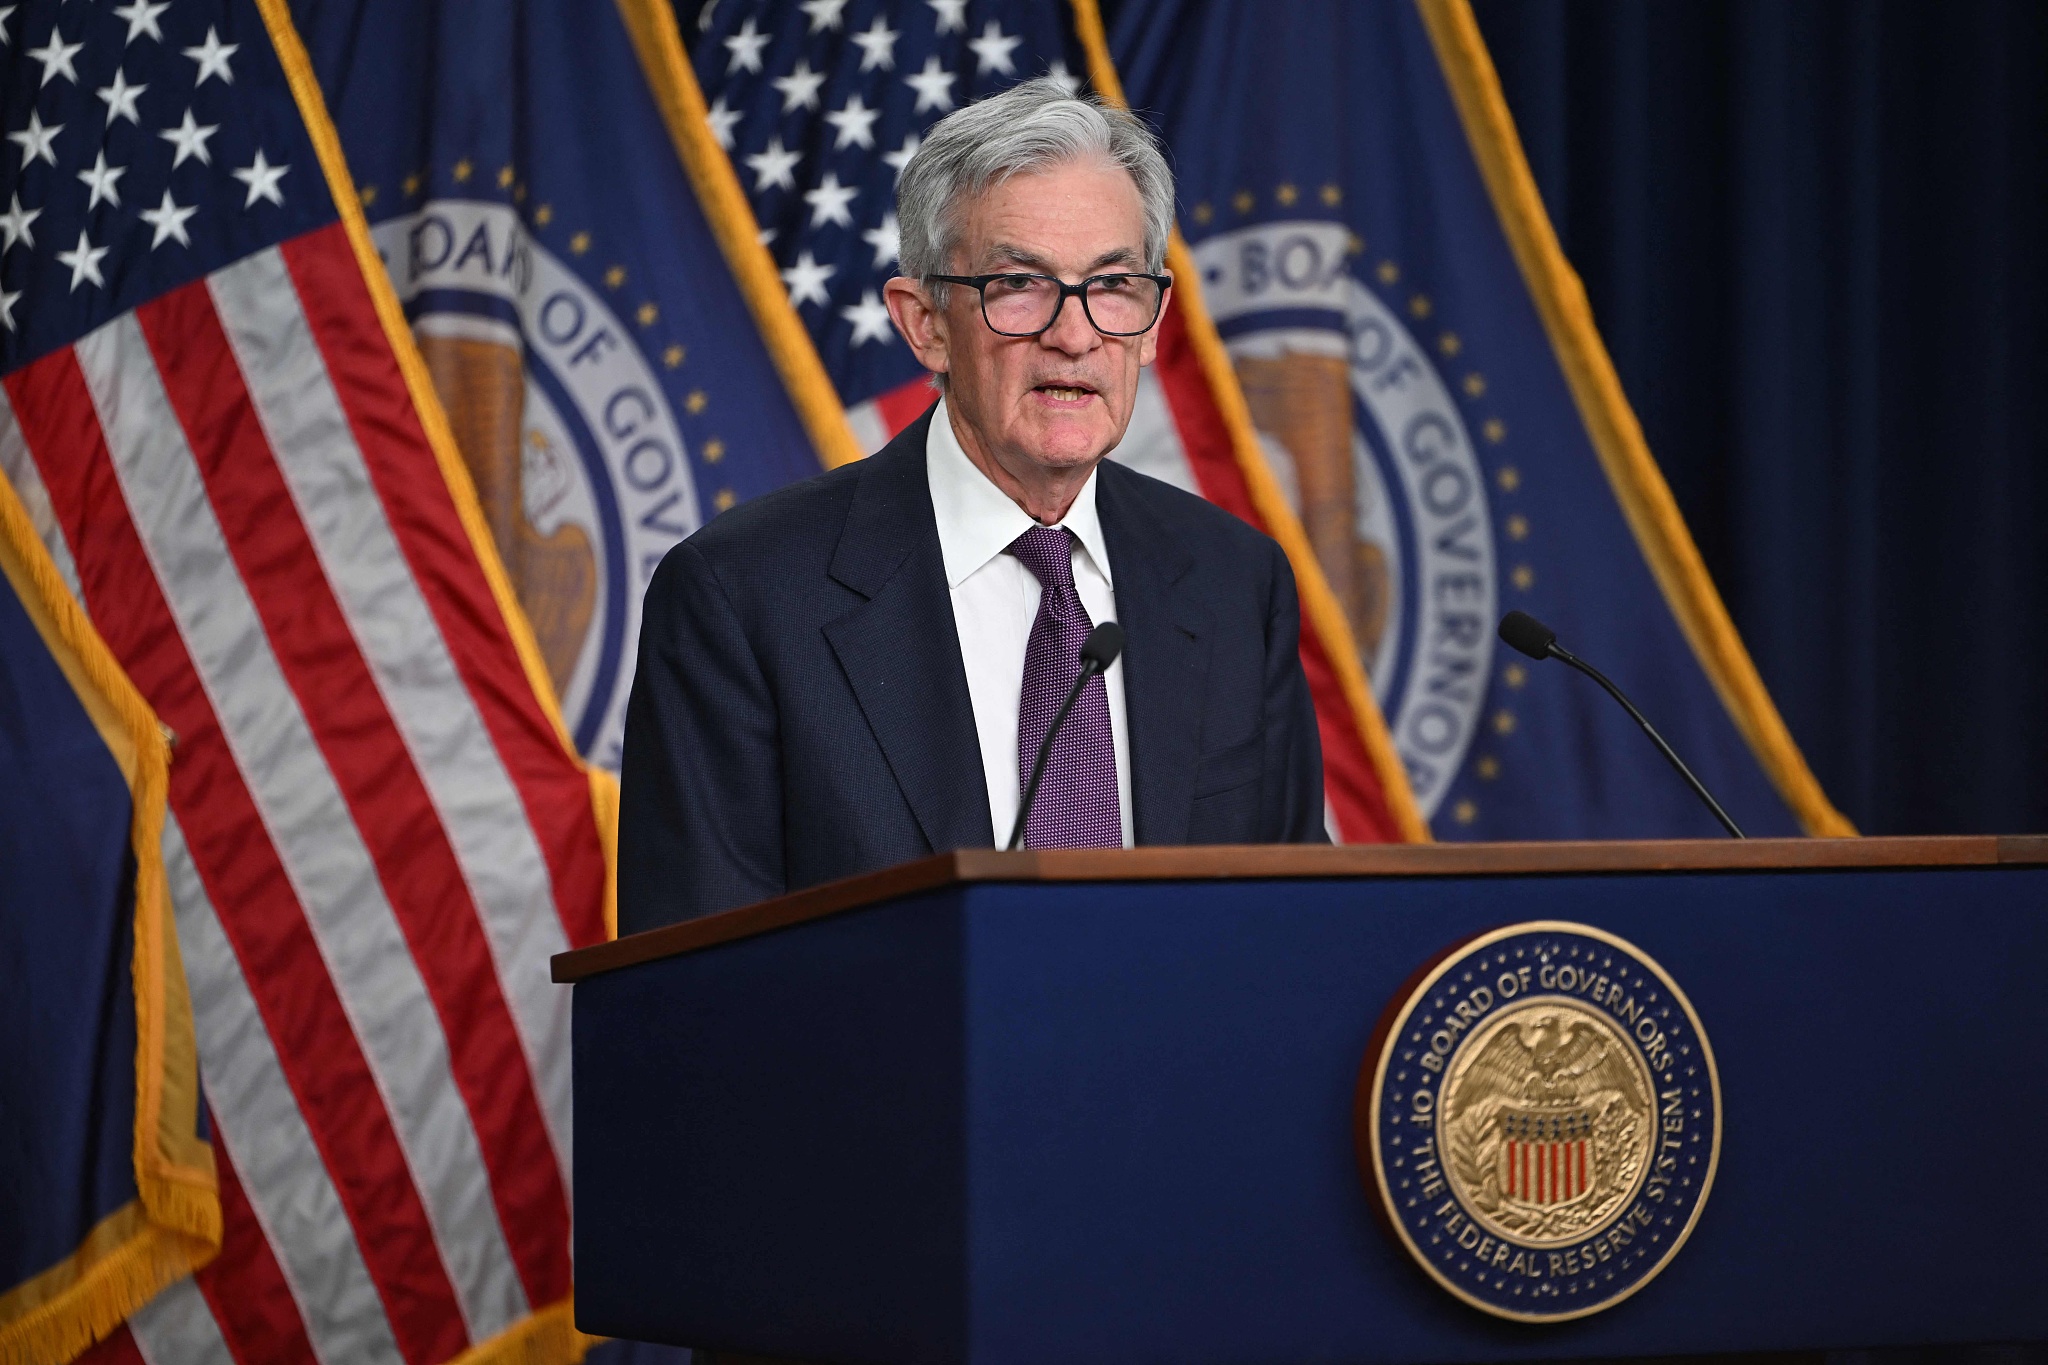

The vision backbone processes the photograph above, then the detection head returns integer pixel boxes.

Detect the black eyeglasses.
[926,271,1172,338]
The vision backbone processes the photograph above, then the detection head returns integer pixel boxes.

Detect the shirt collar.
[925,396,1113,590]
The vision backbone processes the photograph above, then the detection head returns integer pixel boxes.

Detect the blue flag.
[293,0,835,770]
[0,483,216,1362]
[1104,0,1849,838]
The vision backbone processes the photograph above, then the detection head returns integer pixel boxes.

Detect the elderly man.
[618,78,1327,932]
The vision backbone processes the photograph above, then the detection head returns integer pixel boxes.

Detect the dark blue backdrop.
[1470,0,2048,838]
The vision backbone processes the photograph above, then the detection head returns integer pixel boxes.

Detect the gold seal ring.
[1356,921,1722,1321]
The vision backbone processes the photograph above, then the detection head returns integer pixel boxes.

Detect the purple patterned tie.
[1010,525,1122,849]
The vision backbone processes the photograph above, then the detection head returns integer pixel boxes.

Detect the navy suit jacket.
[617,407,1328,932]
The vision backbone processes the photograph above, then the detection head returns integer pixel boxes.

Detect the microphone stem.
[1009,661,1103,851]
[1548,645,1746,839]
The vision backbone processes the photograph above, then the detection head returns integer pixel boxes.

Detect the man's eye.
[1095,276,1132,291]
[997,276,1036,292]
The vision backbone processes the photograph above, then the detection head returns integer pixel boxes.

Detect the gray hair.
[897,77,1175,287]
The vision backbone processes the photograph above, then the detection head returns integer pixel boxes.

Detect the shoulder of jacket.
[1100,455,1280,560]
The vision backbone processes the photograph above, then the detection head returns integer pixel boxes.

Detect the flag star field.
[691,0,1085,407]
[0,0,329,369]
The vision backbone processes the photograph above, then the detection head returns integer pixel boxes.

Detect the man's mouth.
[1033,381,1097,403]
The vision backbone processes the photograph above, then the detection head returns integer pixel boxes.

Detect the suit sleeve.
[1262,539,1333,843]
[618,540,785,931]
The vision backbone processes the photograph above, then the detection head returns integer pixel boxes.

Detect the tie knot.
[1009,524,1076,590]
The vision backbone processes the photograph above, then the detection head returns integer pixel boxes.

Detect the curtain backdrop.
[1469,0,2048,836]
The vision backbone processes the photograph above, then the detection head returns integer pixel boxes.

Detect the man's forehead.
[955,160,1146,272]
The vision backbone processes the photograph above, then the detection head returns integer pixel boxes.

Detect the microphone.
[1497,610,1745,839]
[1009,621,1126,851]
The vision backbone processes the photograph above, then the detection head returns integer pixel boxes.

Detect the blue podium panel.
[570,857,2048,1364]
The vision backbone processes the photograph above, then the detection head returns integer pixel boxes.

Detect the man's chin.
[1012,400,1124,469]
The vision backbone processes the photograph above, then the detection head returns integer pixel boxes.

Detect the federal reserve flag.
[294,0,839,772]
[1106,0,1850,838]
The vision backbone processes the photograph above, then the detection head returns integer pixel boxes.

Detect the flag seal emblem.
[1191,221,1497,819]
[372,201,700,766]
[1356,922,1721,1321]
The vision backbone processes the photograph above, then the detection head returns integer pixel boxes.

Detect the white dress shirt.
[925,398,1134,848]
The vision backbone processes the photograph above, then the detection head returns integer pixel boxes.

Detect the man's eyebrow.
[1085,246,1145,272]
[979,242,1146,275]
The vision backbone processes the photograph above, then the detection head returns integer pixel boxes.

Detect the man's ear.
[1137,281,1168,368]
[883,277,950,378]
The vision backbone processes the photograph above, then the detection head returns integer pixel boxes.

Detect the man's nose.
[1039,290,1101,356]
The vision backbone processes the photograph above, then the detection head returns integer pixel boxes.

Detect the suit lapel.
[1098,461,1208,845]
[823,411,995,852]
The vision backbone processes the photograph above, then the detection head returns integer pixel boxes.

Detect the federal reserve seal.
[1191,221,1497,818]
[372,201,701,770]
[1356,922,1721,1321]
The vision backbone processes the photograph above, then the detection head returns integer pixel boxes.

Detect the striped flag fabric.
[682,0,1426,842]
[1,1,609,1362]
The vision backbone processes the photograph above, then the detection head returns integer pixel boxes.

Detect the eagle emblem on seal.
[1442,1004,1653,1244]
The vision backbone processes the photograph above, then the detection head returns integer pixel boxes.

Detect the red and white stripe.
[1505,1138,1588,1206]
[845,302,1408,843]
[2,221,607,1364]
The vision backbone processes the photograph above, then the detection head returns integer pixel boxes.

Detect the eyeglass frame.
[923,270,1174,338]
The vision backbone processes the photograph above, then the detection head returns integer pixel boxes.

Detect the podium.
[554,837,2048,1363]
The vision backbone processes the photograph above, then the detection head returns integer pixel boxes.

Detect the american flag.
[1,2,607,1362]
[690,0,1087,442]
[688,0,1420,842]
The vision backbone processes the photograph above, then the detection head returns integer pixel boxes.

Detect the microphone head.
[1081,621,1125,670]
[1498,610,1558,661]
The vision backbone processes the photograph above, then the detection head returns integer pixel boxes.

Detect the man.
[618,78,1326,933]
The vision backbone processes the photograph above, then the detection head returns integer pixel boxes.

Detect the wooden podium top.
[552,834,2048,983]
